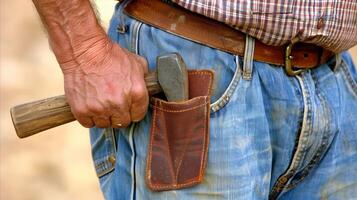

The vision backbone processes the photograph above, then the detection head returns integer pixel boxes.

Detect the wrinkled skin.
[32,0,149,128]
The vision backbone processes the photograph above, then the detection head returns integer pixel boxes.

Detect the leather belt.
[124,0,334,75]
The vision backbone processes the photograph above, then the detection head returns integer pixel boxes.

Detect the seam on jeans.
[243,35,255,80]
[130,20,143,53]
[129,17,143,200]
[287,72,335,189]
[288,75,313,170]
[110,127,117,151]
[127,124,136,200]
[95,154,116,178]
[117,0,132,30]
[94,128,117,178]
[210,56,242,113]
[269,74,313,199]
[338,58,357,96]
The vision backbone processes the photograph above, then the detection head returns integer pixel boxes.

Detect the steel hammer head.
[157,53,189,102]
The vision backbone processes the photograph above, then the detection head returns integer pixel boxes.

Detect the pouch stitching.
[146,100,156,187]
[147,98,210,189]
[148,179,203,190]
[174,97,209,183]
[151,100,208,113]
[199,99,210,181]
[160,102,178,183]
[146,100,176,187]
[152,96,207,106]
[146,72,213,190]
[188,71,214,96]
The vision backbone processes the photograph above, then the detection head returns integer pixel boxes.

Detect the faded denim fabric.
[89,2,357,200]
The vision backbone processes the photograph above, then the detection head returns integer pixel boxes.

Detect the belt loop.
[333,53,342,72]
[116,0,132,34]
[243,35,255,80]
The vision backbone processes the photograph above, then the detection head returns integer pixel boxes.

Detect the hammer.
[10,53,189,138]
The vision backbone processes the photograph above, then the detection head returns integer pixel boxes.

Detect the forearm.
[32,0,149,128]
[32,0,110,73]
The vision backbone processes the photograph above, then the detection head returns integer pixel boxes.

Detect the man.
[31,0,357,199]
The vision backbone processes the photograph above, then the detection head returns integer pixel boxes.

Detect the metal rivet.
[117,25,127,34]
[280,176,288,183]
[108,155,116,165]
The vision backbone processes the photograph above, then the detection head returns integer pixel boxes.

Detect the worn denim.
[90,2,357,200]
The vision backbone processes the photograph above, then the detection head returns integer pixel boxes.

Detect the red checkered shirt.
[171,0,357,52]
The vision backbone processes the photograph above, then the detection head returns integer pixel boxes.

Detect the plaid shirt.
[171,0,357,52]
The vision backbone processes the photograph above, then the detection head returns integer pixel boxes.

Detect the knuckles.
[85,100,105,115]
[130,83,148,104]
[64,47,150,129]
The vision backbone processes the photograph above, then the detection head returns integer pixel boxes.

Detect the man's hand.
[32,0,149,128]
[62,39,149,128]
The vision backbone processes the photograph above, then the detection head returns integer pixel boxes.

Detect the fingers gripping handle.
[11,72,161,138]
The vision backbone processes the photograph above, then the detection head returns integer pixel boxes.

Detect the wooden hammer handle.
[11,72,161,138]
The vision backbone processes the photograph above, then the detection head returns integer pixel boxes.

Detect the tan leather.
[147,70,214,191]
[124,0,334,68]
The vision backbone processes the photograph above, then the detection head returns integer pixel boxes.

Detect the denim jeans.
[90,2,357,199]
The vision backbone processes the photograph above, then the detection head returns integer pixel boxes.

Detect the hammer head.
[157,53,189,102]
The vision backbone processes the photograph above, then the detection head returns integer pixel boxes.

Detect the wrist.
[32,0,110,74]
[59,34,113,74]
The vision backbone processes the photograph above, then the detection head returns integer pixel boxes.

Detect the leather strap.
[124,0,334,68]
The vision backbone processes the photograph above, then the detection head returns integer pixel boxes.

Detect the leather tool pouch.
[146,70,214,191]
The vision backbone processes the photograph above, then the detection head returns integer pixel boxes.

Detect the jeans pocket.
[210,56,242,113]
[90,128,117,179]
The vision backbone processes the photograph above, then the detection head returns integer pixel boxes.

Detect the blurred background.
[0,1,356,200]
[0,1,115,199]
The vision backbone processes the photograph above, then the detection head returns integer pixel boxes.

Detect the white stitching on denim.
[128,18,143,200]
[130,20,142,53]
[95,154,116,178]
[243,35,255,80]
[94,128,117,178]
[117,0,131,31]
[339,59,357,96]
[210,56,242,113]
[287,71,335,189]
[289,75,313,169]
[270,74,313,199]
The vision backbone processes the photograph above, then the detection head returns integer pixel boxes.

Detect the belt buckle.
[285,38,306,76]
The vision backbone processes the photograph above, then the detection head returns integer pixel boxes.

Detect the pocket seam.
[211,56,242,113]
[93,128,117,178]
[339,58,357,96]
[95,154,116,178]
